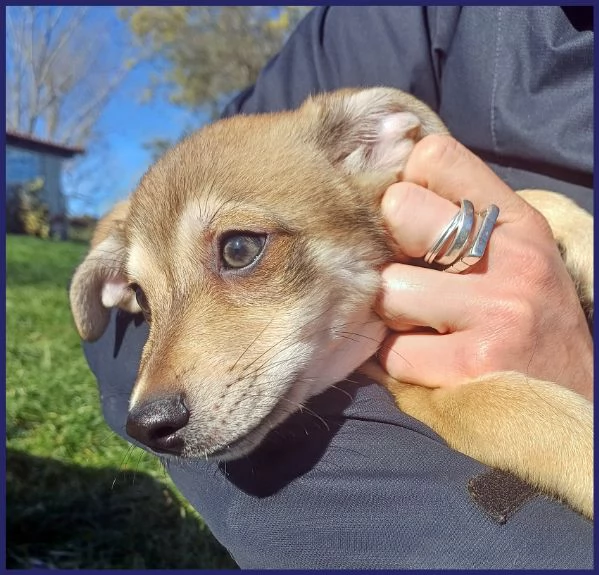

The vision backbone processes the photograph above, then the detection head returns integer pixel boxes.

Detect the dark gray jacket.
[86,6,593,569]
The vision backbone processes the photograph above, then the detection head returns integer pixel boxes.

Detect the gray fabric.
[84,6,593,569]
[224,6,593,213]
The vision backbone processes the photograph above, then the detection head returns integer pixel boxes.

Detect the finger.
[375,263,472,333]
[381,182,460,260]
[403,134,524,221]
[378,330,470,388]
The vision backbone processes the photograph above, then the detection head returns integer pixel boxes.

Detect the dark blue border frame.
[2,3,597,574]
[2,6,8,573]
[593,0,597,556]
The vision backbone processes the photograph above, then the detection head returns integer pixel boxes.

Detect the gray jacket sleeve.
[85,6,593,569]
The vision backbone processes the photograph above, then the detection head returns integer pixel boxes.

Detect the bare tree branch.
[37,7,89,87]
[6,6,136,146]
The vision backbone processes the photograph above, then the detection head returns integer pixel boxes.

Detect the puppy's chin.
[301,310,388,397]
[205,381,308,462]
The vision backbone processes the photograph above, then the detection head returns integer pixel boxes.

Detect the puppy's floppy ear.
[69,200,140,342]
[306,87,448,178]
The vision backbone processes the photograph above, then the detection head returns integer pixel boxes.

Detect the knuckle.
[499,230,559,290]
[461,295,538,377]
[523,204,555,239]
[499,296,537,331]
[382,183,424,219]
[453,342,485,380]
[518,243,558,290]
[413,134,464,168]
[471,339,504,376]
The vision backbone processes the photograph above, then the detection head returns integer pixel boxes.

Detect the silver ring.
[443,204,500,274]
[435,199,475,266]
[424,200,472,264]
[424,208,462,264]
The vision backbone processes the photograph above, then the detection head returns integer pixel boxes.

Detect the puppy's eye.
[220,233,266,270]
[129,283,150,317]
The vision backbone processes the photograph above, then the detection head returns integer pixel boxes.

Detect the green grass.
[6,234,237,569]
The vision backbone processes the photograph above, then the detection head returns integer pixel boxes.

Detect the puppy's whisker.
[229,316,276,373]
[236,303,370,379]
[132,447,146,486]
[238,304,336,375]
[328,383,355,401]
[237,354,304,383]
[112,444,135,489]
[235,390,332,432]
[207,198,237,228]
[336,330,413,369]
[242,312,382,378]
[239,327,349,384]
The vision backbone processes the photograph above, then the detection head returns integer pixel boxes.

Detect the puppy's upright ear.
[69,200,140,342]
[305,87,448,180]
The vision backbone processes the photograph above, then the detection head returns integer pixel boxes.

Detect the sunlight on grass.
[6,235,236,569]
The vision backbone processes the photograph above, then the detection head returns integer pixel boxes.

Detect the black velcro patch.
[468,469,539,525]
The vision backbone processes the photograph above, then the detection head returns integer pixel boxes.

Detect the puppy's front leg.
[360,361,593,519]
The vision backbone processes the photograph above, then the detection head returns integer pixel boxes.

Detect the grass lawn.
[6,234,237,569]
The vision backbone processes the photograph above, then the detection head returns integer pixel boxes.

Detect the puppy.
[70,88,593,519]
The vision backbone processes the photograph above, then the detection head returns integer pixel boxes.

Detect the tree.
[120,6,310,120]
[6,6,136,146]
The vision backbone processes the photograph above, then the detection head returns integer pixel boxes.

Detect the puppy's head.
[70,87,446,460]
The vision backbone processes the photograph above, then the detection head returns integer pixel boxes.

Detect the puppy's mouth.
[204,381,303,462]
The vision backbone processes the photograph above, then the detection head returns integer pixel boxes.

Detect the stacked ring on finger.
[424,199,500,274]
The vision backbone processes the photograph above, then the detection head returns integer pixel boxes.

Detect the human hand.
[375,135,593,401]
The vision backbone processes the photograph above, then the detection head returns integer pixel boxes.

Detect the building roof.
[6,130,85,159]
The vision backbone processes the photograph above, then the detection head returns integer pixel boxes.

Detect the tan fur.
[89,200,130,249]
[70,200,141,341]
[516,190,593,324]
[69,87,593,519]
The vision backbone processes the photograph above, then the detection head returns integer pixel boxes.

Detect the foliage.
[69,214,98,229]
[143,135,183,163]
[6,235,237,569]
[6,178,50,239]
[67,215,98,243]
[120,6,310,119]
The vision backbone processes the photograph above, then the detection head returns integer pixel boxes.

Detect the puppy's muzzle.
[126,395,190,455]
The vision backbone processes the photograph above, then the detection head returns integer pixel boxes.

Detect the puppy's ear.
[306,87,448,178]
[69,200,140,342]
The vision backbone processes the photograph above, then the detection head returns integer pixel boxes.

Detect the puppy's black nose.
[126,395,190,455]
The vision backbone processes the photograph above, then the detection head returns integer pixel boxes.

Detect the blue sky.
[65,7,210,215]
[82,62,208,215]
